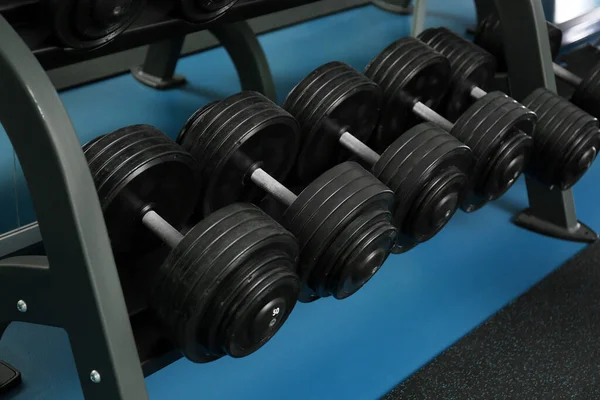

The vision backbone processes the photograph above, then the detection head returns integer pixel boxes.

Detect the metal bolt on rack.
[16,300,27,313]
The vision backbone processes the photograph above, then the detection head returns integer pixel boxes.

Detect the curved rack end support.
[0,15,148,400]
[210,21,277,101]
[132,20,277,101]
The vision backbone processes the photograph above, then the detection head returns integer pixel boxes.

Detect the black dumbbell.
[420,27,600,190]
[83,124,300,363]
[177,91,398,302]
[364,36,536,212]
[44,0,146,50]
[474,13,600,121]
[179,0,238,23]
[474,14,563,72]
[282,61,473,253]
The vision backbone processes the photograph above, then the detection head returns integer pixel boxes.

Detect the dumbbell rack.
[492,0,597,242]
[0,1,596,399]
[0,14,149,400]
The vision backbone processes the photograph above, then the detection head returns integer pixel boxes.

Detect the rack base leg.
[514,209,598,243]
[131,67,187,90]
[131,37,187,90]
[513,178,598,243]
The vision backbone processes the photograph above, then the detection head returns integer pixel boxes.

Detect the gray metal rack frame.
[132,21,277,101]
[0,1,595,399]
[0,14,148,400]
[493,0,597,242]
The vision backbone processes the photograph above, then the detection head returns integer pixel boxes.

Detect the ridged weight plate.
[282,62,381,183]
[373,123,472,251]
[83,124,200,256]
[451,92,536,208]
[284,161,396,301]
[46,0,146,50]
[571,61,600,120]
[364,36,452,152]
[474,14,563,71]
[178,91,301,216]
[523,88,600,189]
[179,0,238,23]
[152,203,300,362]
[418,27,497,121]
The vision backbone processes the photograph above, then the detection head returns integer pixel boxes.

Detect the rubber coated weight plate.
[284,62,380,181]
[46,0,146,50]
[373,123,472,251]
[282,62,382,182]
[179,0,237,23]
[524,88,598,188]
[284,161,396,300]
[83,124,200,256]
[311,208,394,299]
[571,61,600,119]
[152,203,300,362]
[177,101,219,147]
[179,91,301,216]
[364,37,452,152]
[418,27,497,121]
[451,92,536,202]
[474,14,563,71]
[523,88,600,189]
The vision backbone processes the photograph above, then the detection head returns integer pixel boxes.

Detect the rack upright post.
[494,0,597,242]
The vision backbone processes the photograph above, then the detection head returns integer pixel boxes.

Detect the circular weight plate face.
[83,124,200,256]
[48,0,146,50]
[364,37,452,152]
[373,123,472,249]
[523,88,600,188]
[282,62,382,183]
[571,61,600,119]
[179,91,301,216]
[311,207,396,299]
[283,161,396,300]
[179,0,237,23]
[151,203,300,363]
[478,131,533,200]
[560,126,600,189]
[451,91,536,200]
[474,15,563,71]
[418,27,497,121]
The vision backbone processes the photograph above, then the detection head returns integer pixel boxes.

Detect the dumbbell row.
[79,25,600,366]
[474,13,600,121]
[415,26,600,191]
[83,125,301,363]
[364,36,536,212]
[178,94,398,302]
[81,77,530,364]
[282,61,473,252]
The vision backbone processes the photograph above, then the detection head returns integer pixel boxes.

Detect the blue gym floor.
[2,1,600,399]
